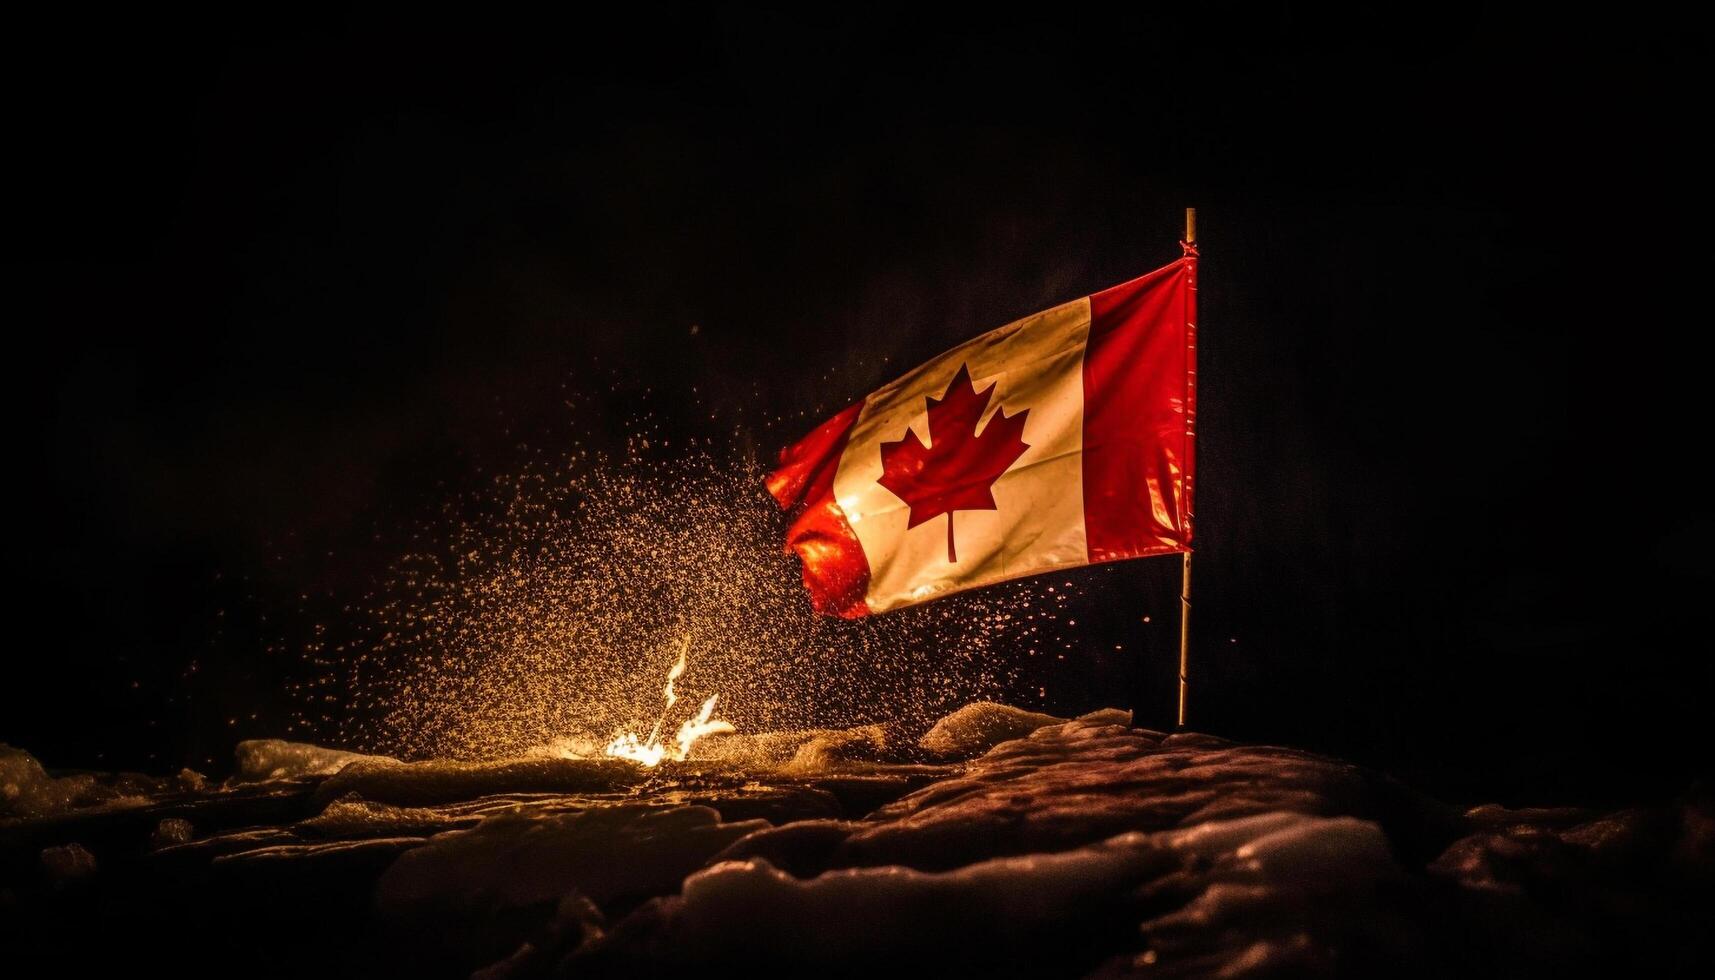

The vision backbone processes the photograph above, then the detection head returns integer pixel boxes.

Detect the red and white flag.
[767,246,1197,617]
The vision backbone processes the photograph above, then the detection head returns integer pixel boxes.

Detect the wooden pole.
[1177,207,1196,729]
[1177,550,1192,727]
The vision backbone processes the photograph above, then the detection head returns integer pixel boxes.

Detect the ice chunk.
[232,739,401,781]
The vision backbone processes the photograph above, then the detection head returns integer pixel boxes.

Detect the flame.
[663,638,687,712]
[603,636,734,767]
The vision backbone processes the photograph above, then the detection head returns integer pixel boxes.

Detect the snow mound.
[589,812,1404,973]
[522,736,604,760]
[916,701,1070,757]
[522,702,1115,773]
[311,756,641,807]
[1075,706,1134,727]
[663,832,1171,960]
[8,706,1708,976]
[297,796,455,838]
[829,720,1393,872]
[1,743,179,819]
[527,728,861,770]
[567,718,1448,976]
[232,739,400,781]
[687,728,828,766]
[1126,815,1405,974]
[4,744,103,819]
[783,724,893,771]
[378,804,769,918]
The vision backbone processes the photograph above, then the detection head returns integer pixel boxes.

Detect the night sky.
[10,8,1708,804]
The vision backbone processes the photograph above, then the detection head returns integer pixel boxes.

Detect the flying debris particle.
[288,433,1052,759]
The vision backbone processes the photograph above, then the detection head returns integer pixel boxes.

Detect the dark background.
[8,7,1708,803]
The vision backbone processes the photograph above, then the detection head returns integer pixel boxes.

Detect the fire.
[603,636,734,767]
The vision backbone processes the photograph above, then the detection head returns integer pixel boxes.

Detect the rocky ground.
[3,705,1711,977]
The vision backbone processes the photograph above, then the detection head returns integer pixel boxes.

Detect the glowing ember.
[603,636,735,766]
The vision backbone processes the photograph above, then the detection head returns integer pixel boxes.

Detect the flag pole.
[1177,551,1192,727]
[1176,207,1196,728]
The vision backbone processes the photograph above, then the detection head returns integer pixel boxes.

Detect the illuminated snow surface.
[4,704,1712,977]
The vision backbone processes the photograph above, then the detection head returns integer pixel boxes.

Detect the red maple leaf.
[877,363,1031,563]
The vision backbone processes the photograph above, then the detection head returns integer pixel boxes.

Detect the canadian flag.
[767,246,1197,617]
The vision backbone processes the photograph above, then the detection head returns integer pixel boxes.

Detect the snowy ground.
[3,705,1711,977]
